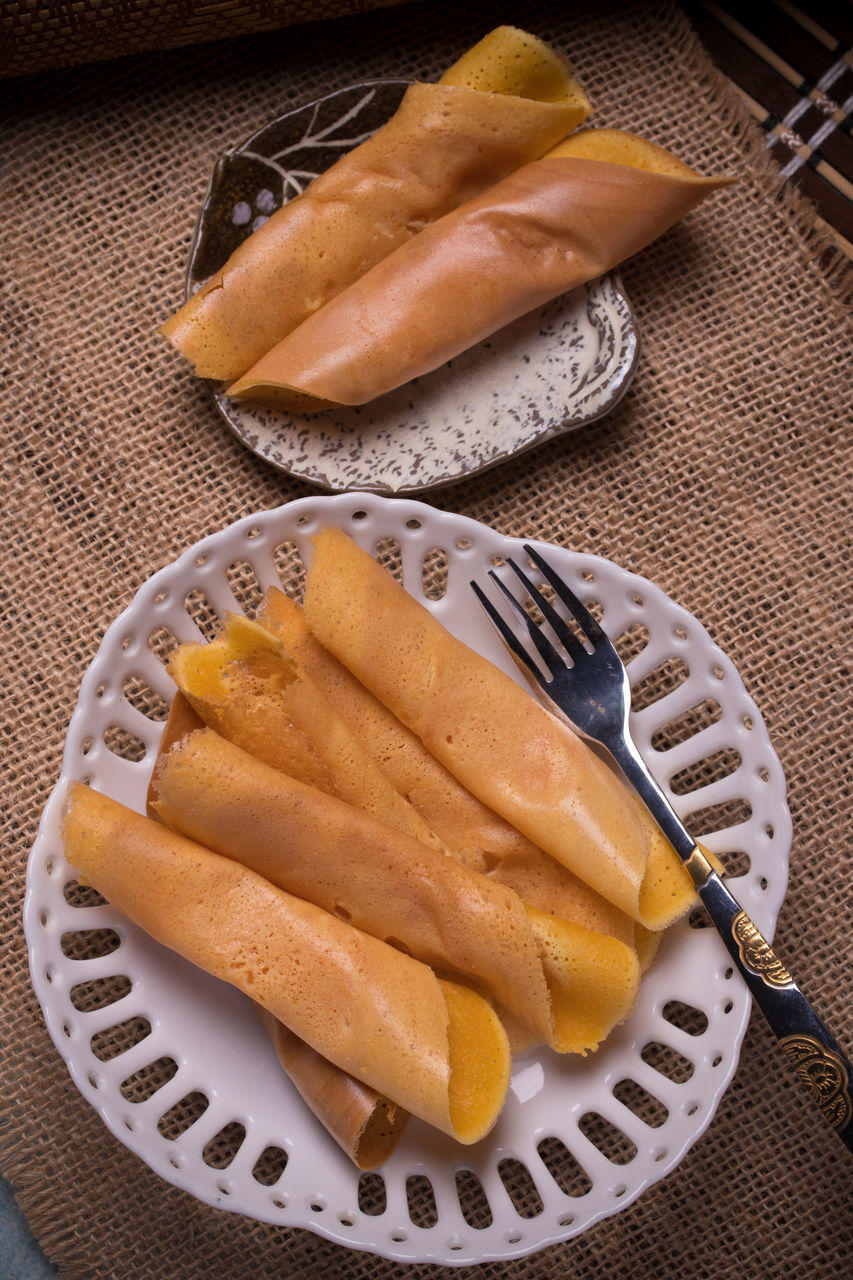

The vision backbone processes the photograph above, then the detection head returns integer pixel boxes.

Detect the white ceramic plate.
[25,495,790,1265]
[181,82,640,493]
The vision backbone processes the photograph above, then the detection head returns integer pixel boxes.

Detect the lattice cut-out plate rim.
[25,493,791,1266]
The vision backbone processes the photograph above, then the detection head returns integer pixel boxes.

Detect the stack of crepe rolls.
[181,598,655,964]
[163,611,646,987]
[61,518,707,1161]
[302,527,701,932]
[149,718,640,1058]
[159,26,592,382]
[227,129,735,410]
[258,586,657,962]
[62,780,511,1147]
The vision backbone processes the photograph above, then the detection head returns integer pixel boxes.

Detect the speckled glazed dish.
[182,82,640,493]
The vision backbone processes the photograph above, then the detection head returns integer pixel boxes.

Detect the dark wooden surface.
[681,0,853,255]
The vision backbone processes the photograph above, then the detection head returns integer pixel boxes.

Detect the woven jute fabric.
[2,0,852,1275]
[0,0,414,79]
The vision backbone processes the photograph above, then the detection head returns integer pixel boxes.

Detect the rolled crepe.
[146,688,205,813]
[164,618,641,1050]
[227,130,734,410]
[170,597,644,953]
[259,586,639,950]
[159,26,591,382]
[302,528,697,930]
[150,727,639,1055]
[147,694,409,1168]
[62,782,510,1143]
[166,612,444,851]
[254,1010,408,1170]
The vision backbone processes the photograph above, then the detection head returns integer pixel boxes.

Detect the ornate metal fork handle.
[611,733,853,1150]
[473,548,853,1152]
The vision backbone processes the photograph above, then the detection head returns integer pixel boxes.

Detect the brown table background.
[2,1,852,1277]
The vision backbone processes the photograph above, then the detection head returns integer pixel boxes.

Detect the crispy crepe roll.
[159,654,683,968]
[439,24,585,102]
[166,613,444,851]
[259,587,638,949]
[227,131,734,410]
[160,27,591,382]
[62,782,509,1143]
[530,908,640,1051]
[302,528,697,930]
[165,621,640,1048]
[147,697,408,1168]
[254,1010,409,1169]
[150,726,639,1053]
[146,690,204,814]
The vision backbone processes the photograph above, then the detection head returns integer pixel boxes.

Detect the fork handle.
[614,746,853,1151]
[697,873,853,1151]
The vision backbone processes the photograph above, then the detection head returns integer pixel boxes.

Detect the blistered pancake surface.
[303,528,696,929]
[62,782,509,1142]
[229,152,731,409]
[160,27,590,382]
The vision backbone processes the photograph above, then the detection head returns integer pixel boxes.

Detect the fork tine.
[472,573,560,679]
[489,567,567,671]
[470,579,541,673]
[505,557,589,663]
[523,544,606,645]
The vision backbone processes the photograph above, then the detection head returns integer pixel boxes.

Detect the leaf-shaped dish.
[181,82,640,493]
[25,495,790,1266]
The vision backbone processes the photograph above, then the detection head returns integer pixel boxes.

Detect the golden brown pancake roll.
[149,726,639,1055]
[228,130,733,410]
[254,1010,409,1169]
[62,782,510,1143]
[302,528,697,930]
[164,617,641,1049]
[259,586,641,951]
[147,694,410,1168]
[145,688,205,813]
[168,601,647,957]
[159,27,591,382]
[165,613,444,851]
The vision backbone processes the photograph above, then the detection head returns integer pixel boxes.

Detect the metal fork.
[473,544,853,1152]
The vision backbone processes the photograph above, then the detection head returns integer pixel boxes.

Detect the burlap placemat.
[2,0,851,1275]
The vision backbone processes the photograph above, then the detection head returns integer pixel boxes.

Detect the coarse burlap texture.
[2,0,852,1276]
[0,0,417,79]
